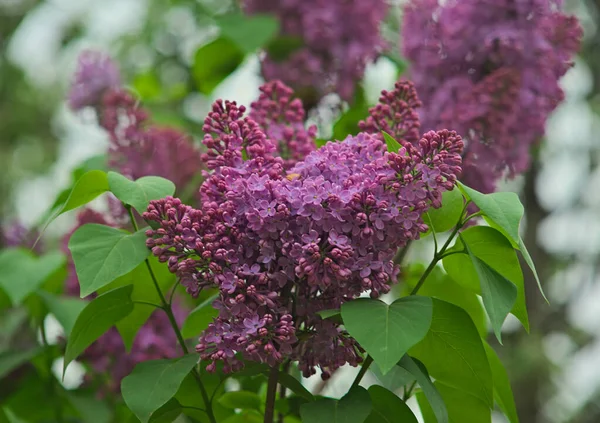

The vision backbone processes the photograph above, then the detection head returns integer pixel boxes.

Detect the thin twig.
[264,365,280,423]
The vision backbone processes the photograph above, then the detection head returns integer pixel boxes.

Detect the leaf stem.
[133,300,163,309]
[351,355,373,389]
[403,380,418,401]
[127,205,217,423]
[264,365,280,423]
[411,210,465,296]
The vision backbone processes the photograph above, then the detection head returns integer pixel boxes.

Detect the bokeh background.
[0,0,598,422]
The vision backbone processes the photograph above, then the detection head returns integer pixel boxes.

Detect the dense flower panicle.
[68,50,121,111]
[61,208,187,393]
[244,0,388,103]
[201,99,278,170]
[402,0,582,192]
[359,80,423,146]
[249,80,317,168]
[100,89,202,191]
[68,50,203,193]
[146,111,463,377]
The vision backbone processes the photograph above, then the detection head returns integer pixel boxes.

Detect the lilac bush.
[402,0,583,192]
[244,0,388,104]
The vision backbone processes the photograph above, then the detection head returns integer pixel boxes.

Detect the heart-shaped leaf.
[0,249,65,305]
[409,299,493,407]
[68,224,150,297]
[121,354,199,423]
[107,172,175,214]
[64,285,134,375]
[342,296,433,374]
[366,385,418,423]
[300,387,371,423]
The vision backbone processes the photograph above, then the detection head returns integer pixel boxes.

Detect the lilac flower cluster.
[244,0,388,104]
[62,209,186,393]
[68,51,203,192]
[359,80,423,146]
[402,0,582,193]
[145,94,463,378]
[68,50,121,111]
[249,80,317,169]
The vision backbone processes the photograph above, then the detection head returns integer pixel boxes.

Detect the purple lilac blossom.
[243,0,389,104]
[402,0,582,193]
[68,50,121,111]
[68,51,203,193]
[144,94,463,379]
[1,221,43,253]
[250,80,317,169]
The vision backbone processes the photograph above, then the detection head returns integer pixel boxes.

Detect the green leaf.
[483,343,519,423]
[365,385,418,423]
[181,293,219,339]
[443,226,528,331]
[409,299,493,407]
[398,355,448,423]
[370,361,415,392]
[382,131,400,153]
[101,257,175,351]
[0,348,42,379]
[37,291,86,336]
[466,247,517,343]
[266,35,304,62]
[148,399,182,423]
[47,170,109,224]
[418,382,491,423]
[68,224,150,297]
[107,172,175,214]
[121,354,199,423]
[315,309,343,325]
[276,371,314,402]
[342,296,433,374]
[222,411,263,423]
[403,265,487,337]
[217,13,279,53]
[68,392,111,423]
[219,391,262,411]
[332,107,369,141]
[458,183,545,301]
[133,71,162,101]
[64,285,134,375]
[458,184,521,244]
[423,189,465,233]
[192,38,245,94]
[517,237,545,302]
[0,249,65,305]
[300,387,371,423]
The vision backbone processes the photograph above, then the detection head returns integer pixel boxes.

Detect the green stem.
[264,365,280,423]
[411,215,464,296]
[133,300,163,309]
[351,355,374,389]
[403,380,418,401]
[127,206,217,423]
